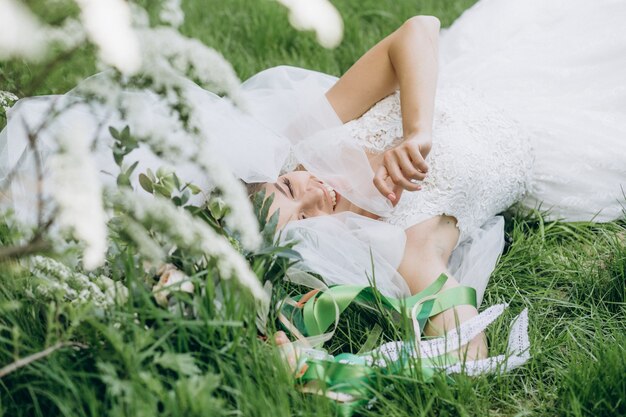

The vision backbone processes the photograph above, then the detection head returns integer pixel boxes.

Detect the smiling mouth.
[321,182,337,210]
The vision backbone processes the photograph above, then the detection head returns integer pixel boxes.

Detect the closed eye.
[283,178,294,199]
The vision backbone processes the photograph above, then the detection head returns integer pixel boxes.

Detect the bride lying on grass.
[237,2,626,362]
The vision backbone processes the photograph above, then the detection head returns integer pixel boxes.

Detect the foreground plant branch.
[0,341,88,378]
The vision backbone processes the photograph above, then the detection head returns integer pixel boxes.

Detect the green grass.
[1,1,626,416]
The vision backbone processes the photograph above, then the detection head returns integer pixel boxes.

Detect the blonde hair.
[243,181,266,198]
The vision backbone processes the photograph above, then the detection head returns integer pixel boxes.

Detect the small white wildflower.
[49,115,107,270]
[30,256,126,307]
[277,0,343,48]
[95,275,128,304]
[159,0,185,29]
[0,91,18,112]
[0,0,48,60]
[75,0,141,74]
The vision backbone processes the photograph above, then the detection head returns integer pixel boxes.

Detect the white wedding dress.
[247,0,626,303]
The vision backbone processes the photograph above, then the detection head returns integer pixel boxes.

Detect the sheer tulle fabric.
[240,66,395,217]
[282,212,505,305]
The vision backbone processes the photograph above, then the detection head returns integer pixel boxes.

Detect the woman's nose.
[301,181,325,209]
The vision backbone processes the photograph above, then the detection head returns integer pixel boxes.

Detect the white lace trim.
[346,88,533,240]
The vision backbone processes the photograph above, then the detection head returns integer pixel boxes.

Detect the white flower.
[49,114,107,270]
[0,0,48,60]
[75,0,141,74]
[30,256,127,307]
[277,0,343,48]
[159,0,185,29]
[0,91,18,112]
[47,18,87,51]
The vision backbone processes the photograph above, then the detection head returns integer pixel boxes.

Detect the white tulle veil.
[1,66,504,304]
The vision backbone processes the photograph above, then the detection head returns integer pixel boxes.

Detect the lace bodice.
[346,86,533,241]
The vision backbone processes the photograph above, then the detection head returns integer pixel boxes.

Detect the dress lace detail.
[345,87,534,241]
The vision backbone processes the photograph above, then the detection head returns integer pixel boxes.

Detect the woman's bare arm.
[325,16,440,201]
[326,15,439,130]
[398,217,488,360]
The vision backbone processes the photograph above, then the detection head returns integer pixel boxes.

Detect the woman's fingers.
[397,152,427,181]
[374,164,418,205]
[385,150,423,189]
[373,165,395,200]
[386,157,422,191]
[404,141,429,173]
[374,165,405,205]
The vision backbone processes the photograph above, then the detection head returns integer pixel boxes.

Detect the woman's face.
[262,171,346,229]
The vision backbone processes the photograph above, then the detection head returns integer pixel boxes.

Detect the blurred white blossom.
[117,88,261,250]
[49,116,107,270]
[75,0,141,74]
[0,0,48,60]
[31,256,128,307]
[136,26,242,102]
[47,19,87,50]
[196,141,261,250]
[277,0,343,48]
[113,190,266,301]
[0,91,18,113]
[160,0,185,28]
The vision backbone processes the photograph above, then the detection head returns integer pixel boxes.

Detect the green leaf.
[209,198,226,219]
[113,150,124,166]
[253,246,301,261]
[153,183,171,198]
[125,160,139,177]
[161,175,176,193]
[153,352,201,377]
[187,183,201,195]
[146,168,156,182]
[138,173,153,194]
[261,208,279,244]
[357,324,383,354]
[172,173,181,190]
[180,190,190,205]
[121,125,130,141]
[117,172,130,187]
[257,189,274,229]
[109,126,120,140]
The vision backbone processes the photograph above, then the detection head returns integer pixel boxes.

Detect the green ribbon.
[284,273,477,338]
[280,273,478,416]
[299,351,459,416]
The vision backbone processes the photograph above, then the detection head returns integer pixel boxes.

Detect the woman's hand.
[373,132,432,205]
